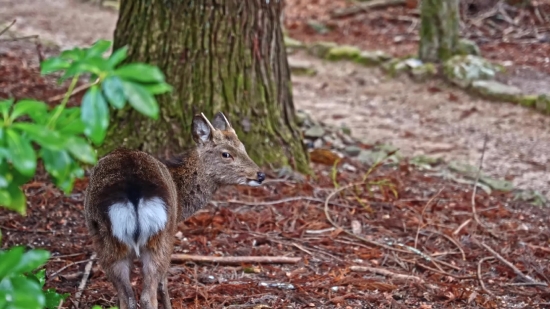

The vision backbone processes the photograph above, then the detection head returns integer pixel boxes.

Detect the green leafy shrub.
[0,39,170,309]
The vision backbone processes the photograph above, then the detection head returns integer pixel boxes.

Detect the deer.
[84,112,266,309]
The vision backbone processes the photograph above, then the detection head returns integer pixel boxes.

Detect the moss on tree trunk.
[419,0,460,62]
[104,0,310,173]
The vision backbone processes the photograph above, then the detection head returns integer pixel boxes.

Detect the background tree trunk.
[418,0,460,62]
[105,0,310,173]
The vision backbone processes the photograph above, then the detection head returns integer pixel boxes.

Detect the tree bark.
[105,0,310,173]
[418,0,460,62]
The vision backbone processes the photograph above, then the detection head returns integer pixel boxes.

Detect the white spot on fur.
[247,180,261,187]
[108,197,168,257]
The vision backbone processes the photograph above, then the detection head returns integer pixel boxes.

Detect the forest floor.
[1,0,550,308]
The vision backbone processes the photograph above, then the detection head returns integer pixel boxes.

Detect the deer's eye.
[222,152,232,159]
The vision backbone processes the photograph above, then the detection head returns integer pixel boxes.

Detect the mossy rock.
[443,55,502,88]
[381,58,409,77]
[284,36,305,51]
[471,80,522,102]
[288,59,317,76]
[325,45,361,61]
[519,95,538,108]
[307,41,338,58]
[410,63,437,82]
[354,50,392,66]
[457,38,481,56]
[535,94,550,113]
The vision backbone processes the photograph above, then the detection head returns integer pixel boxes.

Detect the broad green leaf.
[66,136,97,164]
[6,184,26,215]
[115,63,165,83]
[0,246,24,278]
[13,249,50,274]
[60,57,109,82]
[0,98,14,120]
[40,57,71,75]
[12,123,67,151]
[107,45,128,68]
[40,149,72,183]
[121,81,159,119]
[0,189,11,209]
[44,289,69,309]
[59,48,85,61]
[141,82,173,95]
[5,275,46,309]
[55,108,85,135]
[6,129,36,177]
[81,85,109,144]
[0,161,9,188]
[86,39,112,58]
[102,76,126,109]
[10,100,49,122]
[32,269,46,287]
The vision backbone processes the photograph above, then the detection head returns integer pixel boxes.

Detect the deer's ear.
[212,112,233,131]
[192,114,212,144]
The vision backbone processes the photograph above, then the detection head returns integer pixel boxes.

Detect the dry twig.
[414,188,444,249]
[477,257,496,297]
[72,252,96,309]
[48,79,99,103]
[0,20,16,37]
[171,254,301,264]
[350,265,424,283]
[477,242,548,287]
[49,258,95,280]
[331,0,406,18]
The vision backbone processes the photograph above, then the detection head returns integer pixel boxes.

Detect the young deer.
[84,112,265,309]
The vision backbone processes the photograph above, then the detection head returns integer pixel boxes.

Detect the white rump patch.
[108,197,168,256]
[247,180,261,187]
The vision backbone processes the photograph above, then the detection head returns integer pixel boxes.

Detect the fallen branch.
[350,265,424,283]
[72,252,96,309]
[48,79,99,103]
[171,254,301,264]
[478,242,548,287]
[477,257,496,297]
[331,0,406,18]
[0,20,16,37]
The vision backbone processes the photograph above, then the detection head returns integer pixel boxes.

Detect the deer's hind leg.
[105,257,137,309]
[140,232,173,309]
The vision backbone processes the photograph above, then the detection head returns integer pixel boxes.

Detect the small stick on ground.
[171,254,301,264]
[478,242,548,287]
[0,20,16,37]
[350,265,424,283]
[72,252,96,309]
[331,0,406,18]
[477,257,496,297]
[49,259,95,280]
[414,188,444,249]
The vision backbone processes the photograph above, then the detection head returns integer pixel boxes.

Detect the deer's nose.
[257,172,265,183]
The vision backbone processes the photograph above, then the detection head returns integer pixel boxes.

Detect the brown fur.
[84,112,264,309]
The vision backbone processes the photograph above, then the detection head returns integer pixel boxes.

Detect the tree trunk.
[418,0,460,62]
[105,0,310,173]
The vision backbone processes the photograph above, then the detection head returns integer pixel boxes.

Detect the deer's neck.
[165,149,218,221]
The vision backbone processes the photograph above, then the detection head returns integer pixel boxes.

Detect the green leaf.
[40,149,72,184]
[66,136,97,164]
[0,246,24,278]
[40,57,71,75]
[3,275,46,309]
[54,108,85,135]
[121,81,159,119]
[86,39,112,58]
[59,48,85,61]
[115,63,165,83]
[81,85,109,144]
[141,82,173,95]
[12,123,67,151]
[13,249,49,274]
[0,98,14,120]
[10,100,49,122]
[107,45,128,68]
[102,76,126,109]
[30,269,46,287]
[5,184,26,215]
[60,57,109,81]
[6,129,37,177]
[44,289,69,309]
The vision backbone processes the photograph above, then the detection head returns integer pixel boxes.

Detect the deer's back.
[84,148,178,257]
